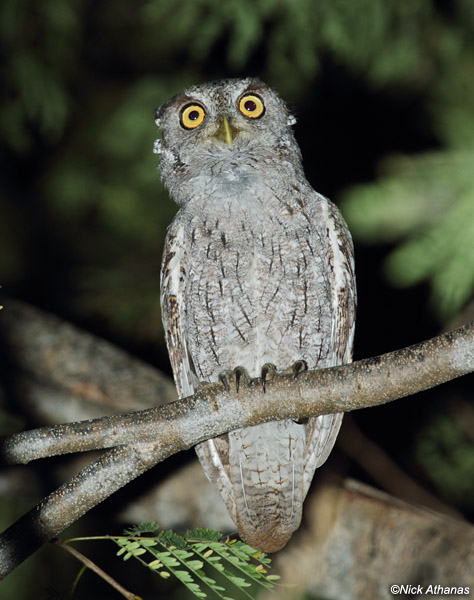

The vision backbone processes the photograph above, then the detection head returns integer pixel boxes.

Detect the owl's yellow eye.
[180,103,206,129]
[238,94,265,119]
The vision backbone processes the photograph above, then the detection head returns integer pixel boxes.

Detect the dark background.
[1,1,473,598]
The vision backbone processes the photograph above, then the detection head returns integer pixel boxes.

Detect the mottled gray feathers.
[157,78,356,552]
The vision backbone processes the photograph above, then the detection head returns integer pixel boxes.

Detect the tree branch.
[1,319,473,465]
[0,298,176,421]
[0,443,164,579]
[0,317,473,579]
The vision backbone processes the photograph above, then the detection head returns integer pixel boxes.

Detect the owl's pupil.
[189,110,200,121]
[244,100,257,112]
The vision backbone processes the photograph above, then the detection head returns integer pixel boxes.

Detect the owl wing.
[160,220,198,399]
[302,197,356,495]
[160,218,238,523]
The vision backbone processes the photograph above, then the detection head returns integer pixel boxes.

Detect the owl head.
[154,78,303,204]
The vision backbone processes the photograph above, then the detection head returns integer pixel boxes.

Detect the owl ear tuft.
[153,139,162,154]
[154,105,163,127]
[287,114,297,126]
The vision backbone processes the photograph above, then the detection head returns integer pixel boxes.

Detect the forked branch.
[0,319,473,578]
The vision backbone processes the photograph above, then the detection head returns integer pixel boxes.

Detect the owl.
[155,78,356,553]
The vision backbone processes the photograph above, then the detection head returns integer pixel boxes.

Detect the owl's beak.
[214,115,237,147]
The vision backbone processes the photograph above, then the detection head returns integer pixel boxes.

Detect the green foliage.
[415,408,474,507]
[65,524,280,600]
[2,0,474,338]
[38,77,183,339]
[0,0,81,150]
[141,0,469,97]
[340,149,474,319]
[339,6,474,321]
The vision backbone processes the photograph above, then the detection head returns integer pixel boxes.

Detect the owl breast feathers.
[156,77,356,552]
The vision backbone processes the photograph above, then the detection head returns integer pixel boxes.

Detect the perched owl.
[155,78,356,552]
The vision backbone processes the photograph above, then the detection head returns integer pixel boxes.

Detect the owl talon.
[219,370,232,392]
[219,367,250,393]
[261,363,277,393]
[290,361,308,424]
[293,359,308,377]
[234,366,251,392]
[283,359,308,378]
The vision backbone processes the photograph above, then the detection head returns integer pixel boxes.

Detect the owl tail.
[235,509,297,553]
[196,415,342,553]
[228,420,306,552]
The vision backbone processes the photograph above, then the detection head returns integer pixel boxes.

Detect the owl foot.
[260,363,277,393]
[283,359,308,378]
[219,366,251,393]
[283,361,308,423]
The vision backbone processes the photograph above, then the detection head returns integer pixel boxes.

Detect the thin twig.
[53,539,141,600]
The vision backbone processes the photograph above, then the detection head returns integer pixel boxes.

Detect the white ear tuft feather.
[153,139,162,154]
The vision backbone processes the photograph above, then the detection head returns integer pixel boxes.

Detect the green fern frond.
[185,528,223,542]
[64,525,281,600]
[123,521,161,536]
